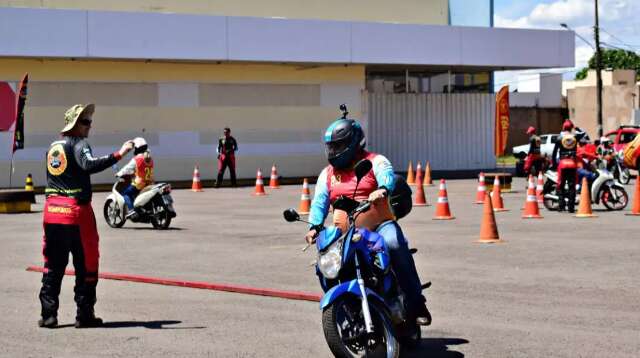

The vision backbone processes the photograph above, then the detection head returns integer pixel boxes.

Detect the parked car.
[512,134,558,159]
[604,125,640,152]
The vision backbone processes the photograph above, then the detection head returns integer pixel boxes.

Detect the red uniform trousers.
[39,196,100,319]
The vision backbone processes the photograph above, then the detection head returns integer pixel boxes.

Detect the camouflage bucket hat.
[61,103,95,133]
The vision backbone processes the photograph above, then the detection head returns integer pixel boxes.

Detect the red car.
[604,125,640,152]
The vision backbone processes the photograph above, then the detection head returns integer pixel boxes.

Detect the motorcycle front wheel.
[601,186,628,211]
[322,295,399,358]
[103,199,125,228]
[151,199,172,230]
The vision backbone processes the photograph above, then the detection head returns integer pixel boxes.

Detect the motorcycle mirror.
[354,159,372,182]
[283,208,300,222]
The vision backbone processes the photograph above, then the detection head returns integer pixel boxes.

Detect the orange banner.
[495,86,510,157]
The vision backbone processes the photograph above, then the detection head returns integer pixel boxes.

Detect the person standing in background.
[215,127,238,187]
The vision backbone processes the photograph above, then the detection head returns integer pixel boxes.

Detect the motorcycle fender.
[319,280,385,310]
[107,193,125,208]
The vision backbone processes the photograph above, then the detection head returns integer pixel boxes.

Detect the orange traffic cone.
[413,163,429,206]
[475,172,487,204]
[433,179,454,220]
[423,162,434,187]
[626,178,640,216]
[269,164,280,189]
[253,169,267,196]
[406,161,415,185]
[191,166,203,192]
[522,176,543,219]
[536,172,545,204]
[575,177,596,218]
[477,194,502,243]
[490,176,508,212]
[298,178,311,214]
[413,162,423,187]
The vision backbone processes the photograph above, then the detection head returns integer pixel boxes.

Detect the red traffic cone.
[522,176,543,219]
[423,162,434,187]
[406,161,415,185]
[490,176,508,212]
[536,172,545,204]
[413,162,429,206]
[433,179,454,220]
[476,194,502,243]
[253,169,267,196]
[475,172,487,204]
[191,166,203,192]
[269,164,280,189]
[626,178,640,216]
[298,178,311,214]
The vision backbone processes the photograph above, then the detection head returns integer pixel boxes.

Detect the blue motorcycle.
[284,160,421,358]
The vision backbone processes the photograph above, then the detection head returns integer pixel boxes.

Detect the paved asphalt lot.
[1,177,639,357]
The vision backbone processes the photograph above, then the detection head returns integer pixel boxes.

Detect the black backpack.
[389,175,412,220]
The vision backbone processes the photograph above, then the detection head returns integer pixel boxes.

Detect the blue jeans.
[122,185,140,210]
[376,220,424,310]
[577,168,596,184]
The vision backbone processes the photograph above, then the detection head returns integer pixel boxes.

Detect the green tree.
[574,48,640,81]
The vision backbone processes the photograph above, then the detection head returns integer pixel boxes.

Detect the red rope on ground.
[26,266,321,302]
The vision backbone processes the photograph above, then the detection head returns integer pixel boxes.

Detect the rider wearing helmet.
[552,120,578,212]
[116,137,154,219]
[576,131,598,183]
[596,136,615,171]
[305,105,431,326]
[524,126,544,176]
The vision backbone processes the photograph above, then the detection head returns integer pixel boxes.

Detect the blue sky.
[492,0,640,89]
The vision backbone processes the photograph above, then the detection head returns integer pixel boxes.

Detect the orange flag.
[495,86,510,157]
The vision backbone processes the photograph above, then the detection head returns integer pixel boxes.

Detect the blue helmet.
[323,118,365,169]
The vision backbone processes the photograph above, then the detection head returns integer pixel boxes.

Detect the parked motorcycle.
[284,159,423,358]
[611,152,631,185]
[103,175,176,229]
[542,168,628,211]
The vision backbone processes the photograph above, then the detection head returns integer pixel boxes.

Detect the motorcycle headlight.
[318,238,343,279]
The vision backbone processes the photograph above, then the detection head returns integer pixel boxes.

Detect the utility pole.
[594,0,604,137]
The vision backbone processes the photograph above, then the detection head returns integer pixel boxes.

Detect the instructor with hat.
[38,104,133,328]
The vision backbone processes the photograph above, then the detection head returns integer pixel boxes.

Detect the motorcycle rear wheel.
[103,199,125,228]
[322,295,399,358]
[601,186,628,211]
[151,201,172,230]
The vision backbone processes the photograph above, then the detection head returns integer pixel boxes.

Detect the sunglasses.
[78,118,92,126]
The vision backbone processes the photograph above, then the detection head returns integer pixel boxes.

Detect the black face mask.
[327,143,357,169]
[134,145,148,155]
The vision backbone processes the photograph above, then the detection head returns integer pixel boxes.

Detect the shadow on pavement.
[102,320,205,329]
[404,337,469,358]
[119,227,185,231]
[53,320,202,329]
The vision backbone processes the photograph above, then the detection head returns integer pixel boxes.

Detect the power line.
[600,28,640,51]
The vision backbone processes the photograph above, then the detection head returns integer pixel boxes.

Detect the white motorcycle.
[542,168,628,211]
[103,176,176,229]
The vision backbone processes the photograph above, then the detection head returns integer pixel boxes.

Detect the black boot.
[75,309,103,328]
[414,296,432,326]
[38,316,58,328]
